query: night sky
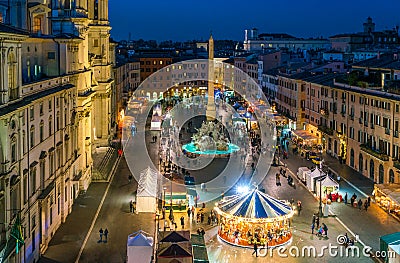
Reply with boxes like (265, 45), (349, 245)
(109, 0), (400, 41)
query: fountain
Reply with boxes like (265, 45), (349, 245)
(182, 121), (240, 155)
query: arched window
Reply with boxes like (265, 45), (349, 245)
(379, 164), (384, 184)
(389, 169), (395, 184)
(350, 149), (354, 167)
(369, 160), (375, 181)
(11, 136), (17, 163)
(358, 153), (363, 173)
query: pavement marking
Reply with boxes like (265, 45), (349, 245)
(74, 156), (121, 263)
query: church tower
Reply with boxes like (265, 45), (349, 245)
(363, 17), (375, 34)
(206, 34), (216, 120)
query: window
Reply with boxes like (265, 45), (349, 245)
(56, 112), (60, 131)
(30, 106), (34, 120)
(93, 39), (99, 47)
(49, 116), (52, 135)
(47, 52), (56, 59)
(8, 52), (17, 100)
(30, 125), (35, 148)
(49, 100), (52, 111)
(11, 137), (17, 163)
(39, 121), (44, 142)
(33, 16), (42, 33)
(39, 103), (43, 115)
(30, 168), (37, 195)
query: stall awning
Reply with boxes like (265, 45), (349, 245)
(292, 130), (319, 141)
(375, 184), (400, 205)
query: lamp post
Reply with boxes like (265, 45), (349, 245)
(163, 187), (167, 208)
(245, 111), (251, 131)
(318, 170), (323, 217)
(169, 174), (174, 221)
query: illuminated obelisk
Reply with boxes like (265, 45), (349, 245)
(206, 34), (216, 120)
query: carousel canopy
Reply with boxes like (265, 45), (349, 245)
(216, 189), (292, 220)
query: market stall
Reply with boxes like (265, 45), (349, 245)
(374, 184), (400, 219)
(315, 176), (340, 199)
(292, 130), (319, 147)
(297, 167), (310, 183)
(127, 230), (153, 263)
(214, 188), (294, 248)
(306, 167), (326, 192)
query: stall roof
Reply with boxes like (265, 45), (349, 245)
(381, 232), (400, 246)
(292, 130), (318, 140)
(318, 176), (339, 187)
(375, 184), (400, 205)
(309, 167), (326, 178)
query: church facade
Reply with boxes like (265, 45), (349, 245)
(0, 1), (115, 262)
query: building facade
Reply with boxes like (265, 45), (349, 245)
(0, 0), (116, 262)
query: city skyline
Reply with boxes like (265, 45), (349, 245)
(109, 0), (400, 41)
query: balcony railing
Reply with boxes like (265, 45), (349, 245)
(360, 144), (389, 161)
(318, 125), (334, 136)
(385, 128), (391, 135)
(395, 130), (399, 138)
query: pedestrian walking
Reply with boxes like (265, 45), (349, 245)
(364, 200), (369, 211)
(252, 242), (258, 257)
(297, 200), (302, 216)
(99, 228), (104, 242)
(358, 199), (363, 210)
(344, 192), (348, 204)
(315, 216), (320, 228)
(187, 207), (191, 218)
(311, 222), (315, 234)
(104, 228), (109, 243)
(130, 200), (134, 213)
(251, 162), (255, 170)
(180, 216), (185, 229)
(367, 196), (371, 206)
(312, 214), (316, 224)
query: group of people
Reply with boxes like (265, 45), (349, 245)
(345, 193), (371, 211)
(98, 228), (109, 243)
(310, 214), (328, 237)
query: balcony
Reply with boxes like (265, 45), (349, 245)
(385, 128), (391, 135)
(395, 130), (399, 138)
(318, 125), (334, 136)
(360, 144), (389, 161)
(359, 118), (363, 124)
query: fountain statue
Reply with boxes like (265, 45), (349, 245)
(192, 121), (230, 151)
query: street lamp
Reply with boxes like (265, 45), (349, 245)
(163, 187), (167, 208)
(169, 174), (174, 221)
(245, 111), (251, 131)
(318, 170), (323, 217)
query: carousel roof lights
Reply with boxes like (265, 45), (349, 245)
(236, 185), (250, 195)
(215, 189), (294, 222)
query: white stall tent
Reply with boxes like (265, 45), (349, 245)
(388, 244), (400, 263)
(297, 167), (310, 182)
(306, 167), (326, 192)
(315, 176), (339, 197)
(136, 167), (161, 213)
(127, 230), (154, 263)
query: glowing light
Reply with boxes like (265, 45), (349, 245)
(237, 185), (249, 195)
